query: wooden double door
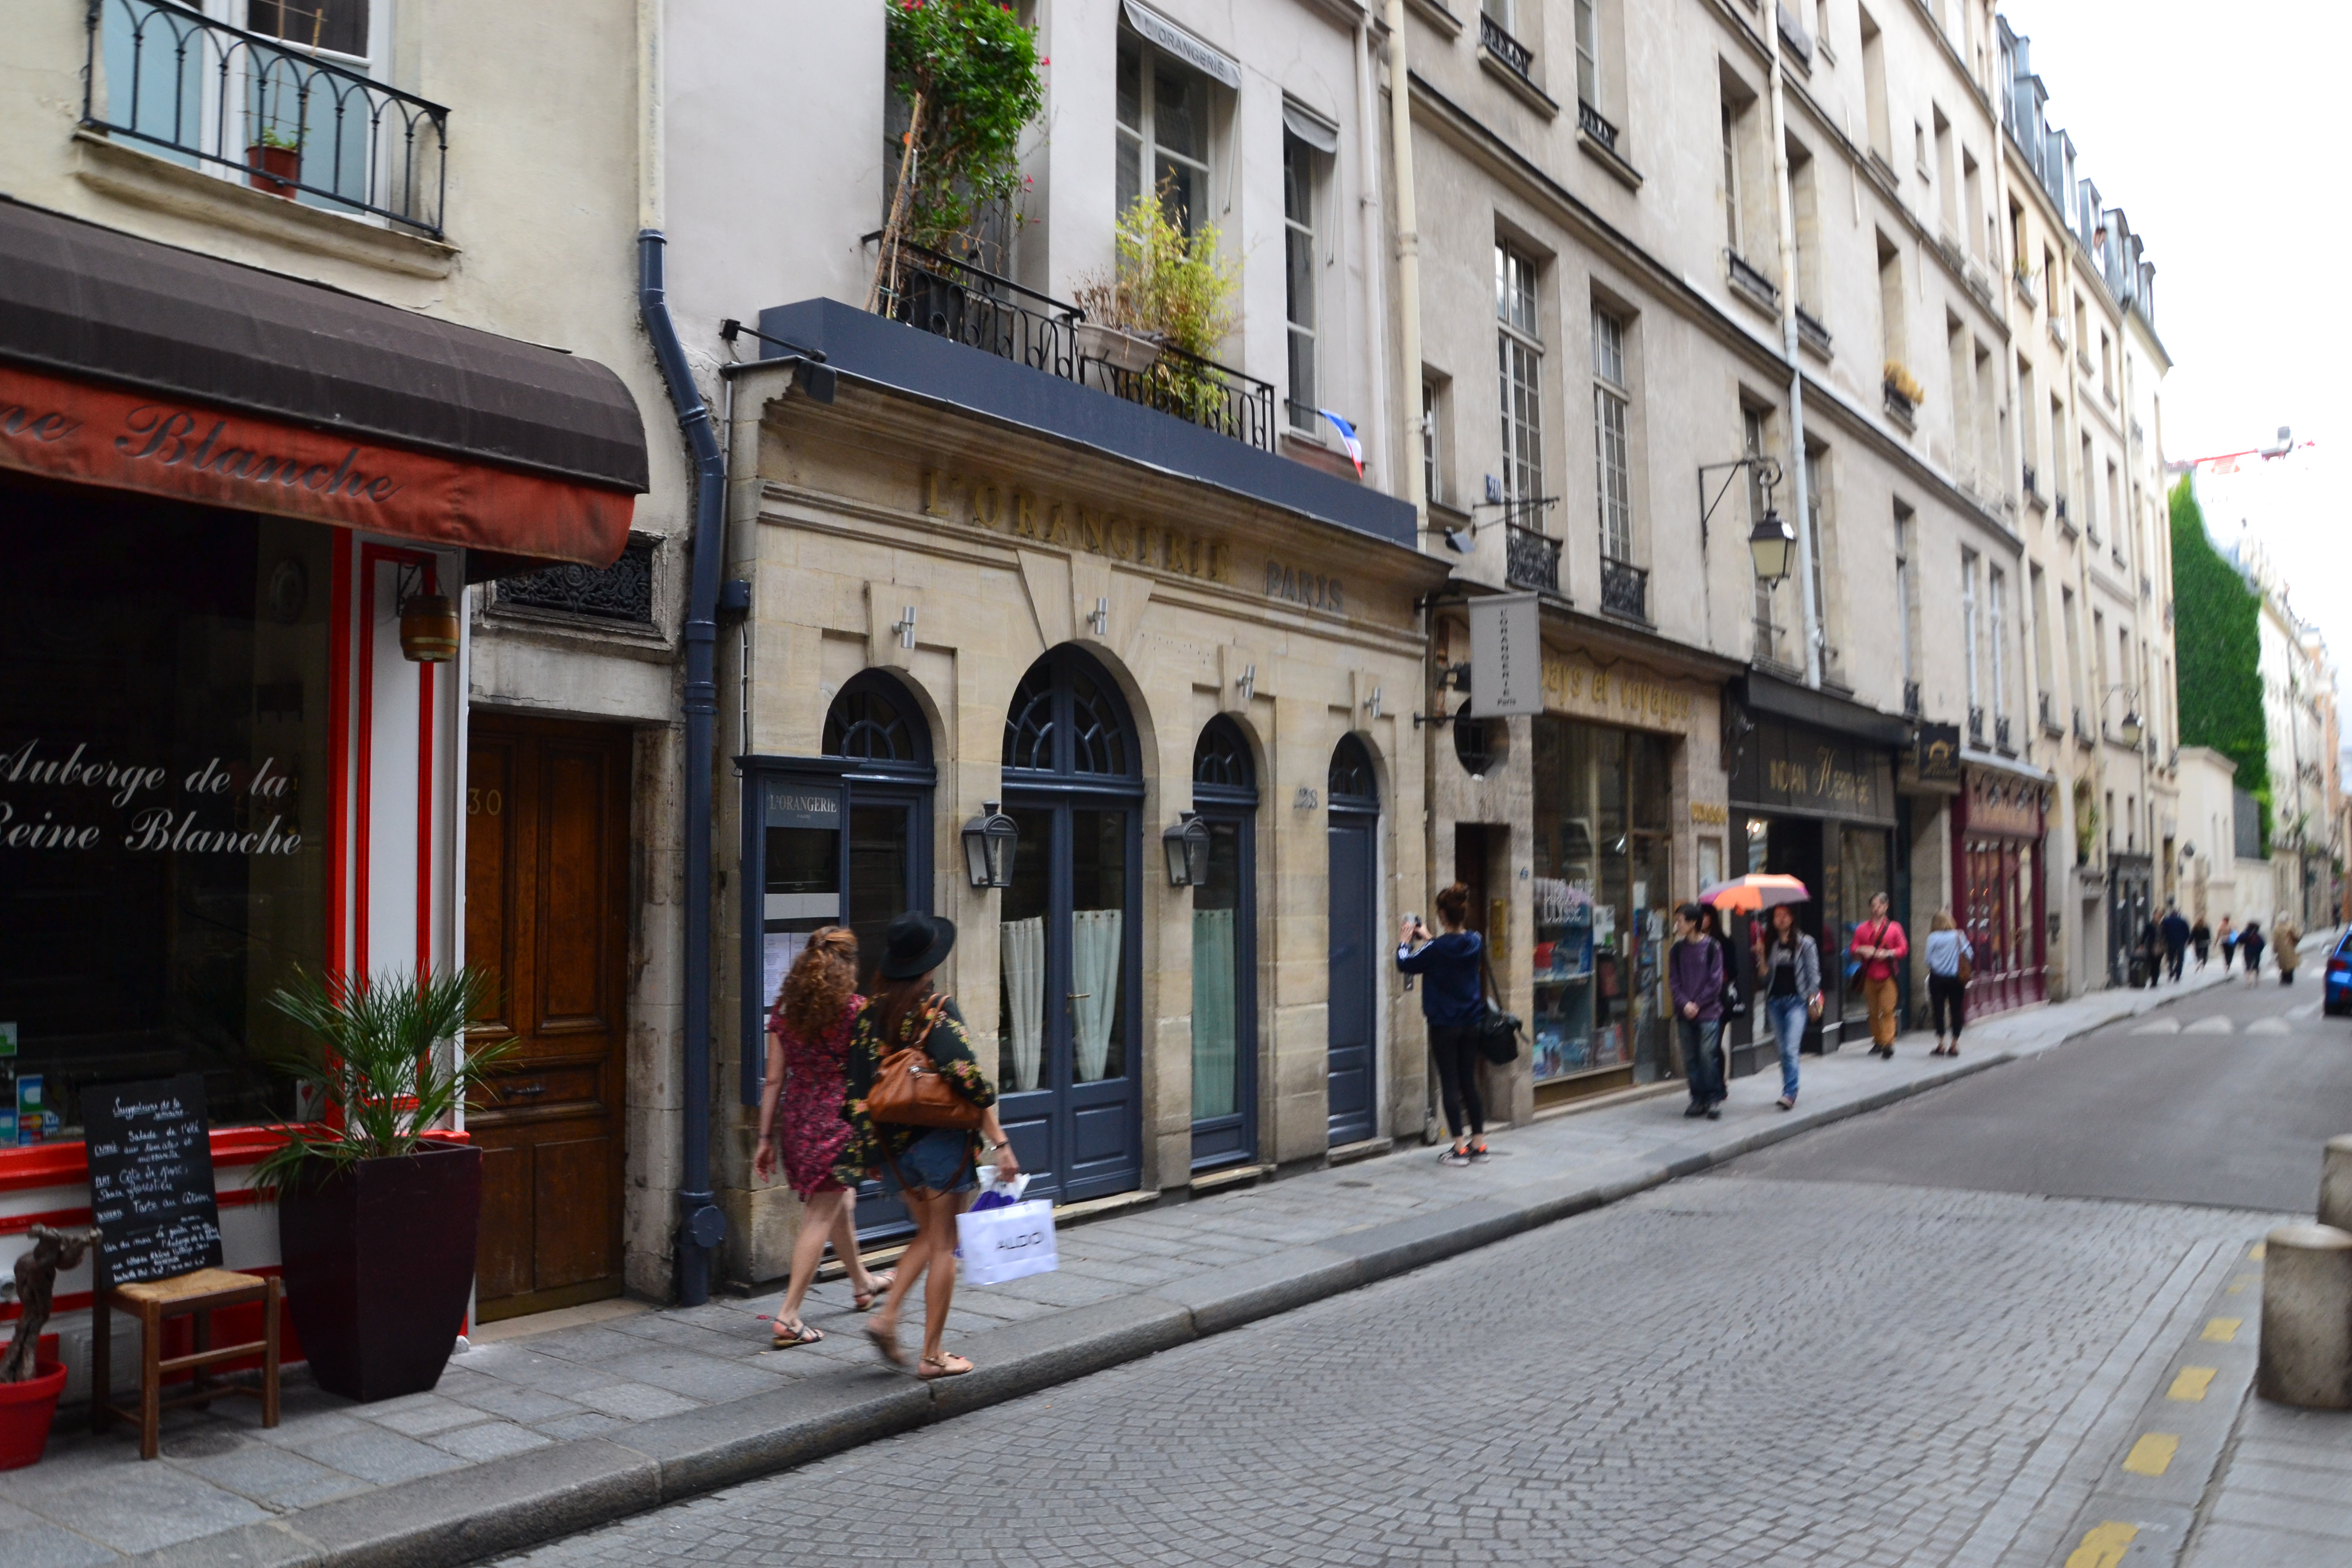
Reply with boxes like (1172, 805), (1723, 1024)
(464, 716), (632, 1321)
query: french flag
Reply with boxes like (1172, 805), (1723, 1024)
(1318, 409), (1364, 476)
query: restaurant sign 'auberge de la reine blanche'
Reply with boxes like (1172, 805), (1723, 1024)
(0, 739), (302, 854)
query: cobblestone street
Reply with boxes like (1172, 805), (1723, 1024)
(502, 1175), (2272, 1568)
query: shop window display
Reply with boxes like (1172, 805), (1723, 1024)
(0, 483), (330, 1142)
(1530, 718), (1676, 1083)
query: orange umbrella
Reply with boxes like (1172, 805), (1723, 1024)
(1699, 873), (1811, 913)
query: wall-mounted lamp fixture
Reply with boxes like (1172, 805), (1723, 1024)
(1088, 596), (1111, 638)
(1696, 454), (1791, 577)
(1162, 811), (1211, 887)
(894, 604), (918, 650)
(395, 562), (457, 663)
(961, 800), (1018, 889)
(1235, 663), (1257, 704)
(1363, 686), (1383, 720)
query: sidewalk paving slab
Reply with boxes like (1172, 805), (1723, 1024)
(0, 949), (2328, 1568)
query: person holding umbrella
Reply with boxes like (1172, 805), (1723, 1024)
(1704, 873), (1815, 1110)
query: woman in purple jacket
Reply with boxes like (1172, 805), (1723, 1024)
(1669, 902), (1727, 1120)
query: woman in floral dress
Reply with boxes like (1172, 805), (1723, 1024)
(753, 927), (892, 1347)
(838, 911), (1017, 1379)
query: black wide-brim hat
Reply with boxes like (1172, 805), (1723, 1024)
(878, 910), (957, 979)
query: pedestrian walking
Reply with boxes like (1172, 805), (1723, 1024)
(1753, 902), (1821, 1109)
(839, 911), (1017, 1380)
(1670, 902), (1727, 1119)
(2274, 911), (2302, 986)
(1923, 908), (1974, 1057)
(2191, 915), (2212, 970)
(1850, 892), (1908, 1058)
(2160, 902), (2190, 983)
(2135, 917), (2162, 988)
(1396, 883), (1487, 1167)
(2217, 915), (2237, 972)
(753, 927), (893, 1348)
(2238, 920), (2265, 981)
(1705, 904), (1745, 1025)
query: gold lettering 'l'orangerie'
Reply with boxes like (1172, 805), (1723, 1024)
(924, 468), (1231, 584)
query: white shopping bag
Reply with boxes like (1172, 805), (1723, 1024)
(955, 1197), (1058, 1286)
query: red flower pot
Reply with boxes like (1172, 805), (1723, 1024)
(247, 141), (300, 198)
(0, 1360), (68, 1471)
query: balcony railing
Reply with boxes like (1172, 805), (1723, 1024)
(872, 239), (1276, 453)
(2072, 709), (2093, 747)
(84, 0), (449, 235)
(2021, 462), (2040, 500)
(1600, 556), (1648, 620)
(1754, 618), (1791, 670)
(1726, 250), (1781, 312)
(1794, 305), (1832, 358)
(1578, 100), (1620, 154)
(1504, 524), (1561, 594)
(1882, 381), (1916, 430)
(1479, 13), (1535, 79)
(1967, 705), (1985, 747)
(2039, 691), (2063, 736)
(1995, 715), (2013, 751)
(1903, 679), (1922, 719)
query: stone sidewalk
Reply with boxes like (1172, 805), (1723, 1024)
(0, 955), (2300, 1568)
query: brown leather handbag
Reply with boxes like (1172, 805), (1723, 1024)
(866, 1000), (983, 1131)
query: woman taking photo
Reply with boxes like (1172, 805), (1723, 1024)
(752, 927), (893, 1347)
(1922, 908), (1974, 1057)
(1753, 904), (1821, 1111)
(838, 911), (1017, 1380)
(1396, 883), (1487, 1167)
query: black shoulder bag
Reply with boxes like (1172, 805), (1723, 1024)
(1475, 941), (1524, 1065)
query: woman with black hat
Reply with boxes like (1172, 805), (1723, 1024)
(837, 910), (1015, 1379)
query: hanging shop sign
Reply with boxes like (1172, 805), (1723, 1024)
(1914, 722), (1962, 785)
(1469, 594), (1541, 717)
(1963, 771), (2045, 838)
(0, 361), (631, 566)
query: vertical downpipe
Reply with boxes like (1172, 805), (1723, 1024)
(1764, 9), (1821, 689)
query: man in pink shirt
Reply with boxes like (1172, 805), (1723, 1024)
(1849, 891), (1908, 1057)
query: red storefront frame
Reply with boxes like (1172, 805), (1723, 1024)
(1952, 772), (2048, 1016)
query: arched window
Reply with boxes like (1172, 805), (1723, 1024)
(1003, 650), (1136, 778)
(823, 672), (930, 769)
(1192, 715), (1256, 797)
(1328, 733), (1380, 808)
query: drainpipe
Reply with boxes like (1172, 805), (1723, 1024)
(1763, 9), (1821, 689)
(638, 0), (726, 1307)
(1384, 0), (1423, 524)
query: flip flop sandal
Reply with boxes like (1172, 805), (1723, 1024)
(853, 1269), (898, 1312)
(864, 1319), (908, 1369)
(918, 1352), (974, 1379)
(770, 1318), (823, 1349)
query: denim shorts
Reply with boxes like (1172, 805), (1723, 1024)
(881, 1126), (976, 1195)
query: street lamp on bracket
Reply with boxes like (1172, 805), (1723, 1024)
(1696, 456), (1795, 583)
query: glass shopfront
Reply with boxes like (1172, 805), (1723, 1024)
(1529, 718), (1675, 1085)
(0, 480), (332, 1143)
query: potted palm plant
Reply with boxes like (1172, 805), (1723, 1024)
(256, 967), (512, 1403)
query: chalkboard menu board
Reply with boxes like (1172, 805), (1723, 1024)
(84, 1074), (224, 1289)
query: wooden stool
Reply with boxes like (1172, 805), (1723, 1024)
(91, 1268), (281, 1459)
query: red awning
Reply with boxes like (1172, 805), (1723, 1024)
(0, 197), (646, 568)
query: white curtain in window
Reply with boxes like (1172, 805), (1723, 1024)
(1190, 909), (1238, 1119)
(1000, 916), (1045, 1092)
(1071, 909), (1124, 1082)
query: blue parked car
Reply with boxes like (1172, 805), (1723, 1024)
(2326, 931), (2352, 1017)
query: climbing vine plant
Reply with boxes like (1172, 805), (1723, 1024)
(879, 0), (1044, 257)
(2169, 476), (2271, 853)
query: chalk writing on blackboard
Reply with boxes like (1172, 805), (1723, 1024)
(83, 1074), (223, 1289)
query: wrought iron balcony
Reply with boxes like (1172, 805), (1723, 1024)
(84, 0), (449, 235)
(499, 536), (656, 625)
(1967, 705), (1985, 747)
(1995, 715), (2013, 751)
(1480, 13), (1535, 79)
(2021, 462), (2040, 500)
(1903, 679), (1922, 719)
(1794, 305), (1832, 358)
(2072, 708), (2093, 747)
(2054, 493), (2071, 524)
(1882, 380), (1916, 431)
(1504, 523), (1561, 594)
(1754, 617), (1791, 670)
(872, 239), (1276, 453)
(1600, 556), (1648, 621)
(1726, 251), (1781, 313)
(1577, 100), (1620, 154)
(2039, 690), (2063, 736)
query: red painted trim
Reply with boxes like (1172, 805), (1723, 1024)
(327, 530), (353, 978)
(356, 544), (440, 979)
(0, 1127), (466, 1193)
(417, 558), (437, 977)
(356, 549), (378, 974)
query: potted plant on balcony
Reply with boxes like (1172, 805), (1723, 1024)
(247, 124), (302, 199)
(1882, 360), (1925, 423)
(255, 967), (512, 1403)
(869, 0), (1044, 312)
(1074, 188), (1238, 413)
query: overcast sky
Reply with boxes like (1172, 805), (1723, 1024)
(1999, 1), (2351, 717)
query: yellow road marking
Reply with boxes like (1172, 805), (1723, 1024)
(2065, 1521), (2140, 1568)
(2167, 1366), (2218, 1401)
(2123, 1433), (2180, 1475)
(2250, 1242), (2266, 1260)
(2202, 1317), (2242, 1342)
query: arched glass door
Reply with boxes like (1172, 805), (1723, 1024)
(1326, 735), (1381, 1146)
(1190, 718), (1258, 1170)
(995, 648), (1144, 1204)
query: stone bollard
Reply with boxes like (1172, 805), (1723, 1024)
(2259, 1223), (2352, 1409)
(2321, 1136), (2352, 1233)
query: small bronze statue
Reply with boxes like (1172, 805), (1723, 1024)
(1, 1224), (101, 1383)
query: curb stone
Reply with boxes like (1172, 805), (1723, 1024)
(120, 969), (2257, 1568)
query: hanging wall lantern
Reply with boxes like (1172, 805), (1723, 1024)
(1162, 811), (1211, 887)
(2119, 710), (2145, 748)
(962, 800), (1018, 889)
(399, 592), (460, 663)
(1747, 506), (1797, 584)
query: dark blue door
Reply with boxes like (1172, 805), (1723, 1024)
(1326, 736), (1381, 1147)
(1189, 718), (1258, 1171)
